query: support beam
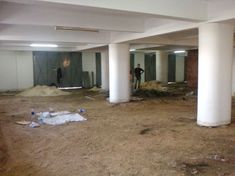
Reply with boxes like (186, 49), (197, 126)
(0, 24), (110, 44)
(16, 0), (207, 21)
(156, 51), (168, 83)
(109, 43), (130, 103)
(0, 2), (144, 33)
(197, 23), (234, 127)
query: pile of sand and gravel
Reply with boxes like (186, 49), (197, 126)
(140, 81), (167, 91)
(17, 85), (71, 97)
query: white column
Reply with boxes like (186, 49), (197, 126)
(101, 50), (109, 91)
(197, 23), (234, 127)
(175, 54), (185, 82)
(156, 51), (168, 83)
(109, 43), (130, 103)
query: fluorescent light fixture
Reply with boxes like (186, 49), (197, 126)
(30, 43), (58, 48)
(58, 87), (82, 90)
(130, 49), (136, 52)
(55, 26), (99, 33)
(174, 50), (185, 54)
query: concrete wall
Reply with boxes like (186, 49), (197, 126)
(0, 51), (33, 91)
(134, 52), (145, 83)
(82, 52), (96, 85)
(0, 51), (97, 91)
(175, 55), (185, 82)
(16, 51), (34, 89)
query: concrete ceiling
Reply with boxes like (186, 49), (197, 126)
(0, 0), (235, 52)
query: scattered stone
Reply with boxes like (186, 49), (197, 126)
(207, 154), (227, 162)
(186, 91), (194, 96)
(29, 122), (40, 128)
(191, 168), (198, 175)
(84, 96), (95, 100)
(130, 97), (144, 102)
(140, 128), (153, 135)
(180, 161), (209, 175)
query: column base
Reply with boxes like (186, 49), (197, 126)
(197, 120), (231, 127)
(109, 98), (130, 104)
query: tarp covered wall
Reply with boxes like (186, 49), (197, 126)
(33, 51), (82, 87)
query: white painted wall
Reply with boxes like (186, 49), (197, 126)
(82, 52), (96, 86)
(0, 51), (18, 91)
(16, 51), (34, 89)
(134, 52), (145, 83)
(101, 50), (109, 91)
(0, 51), (33, 91)
(175, 55), (185, 82)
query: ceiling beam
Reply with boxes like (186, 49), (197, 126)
(8, 0), (208, 21)
(0, 24), (111, 44)
(0, 2), (145, 33)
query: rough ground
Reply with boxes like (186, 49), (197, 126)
(0, 90), (235, 176)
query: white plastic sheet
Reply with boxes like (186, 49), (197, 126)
(39, 111), (87, 125)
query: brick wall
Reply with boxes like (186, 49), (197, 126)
(186, 50), (198, 89)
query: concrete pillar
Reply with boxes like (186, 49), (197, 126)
(175, 54), (185, 82)
(197, 23), (234, 127)
(101, 50), (109, 91)
(109, 43), (130, 103)
(156, 51), (168, 83)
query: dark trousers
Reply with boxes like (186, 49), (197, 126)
(135, 77), (141, 89)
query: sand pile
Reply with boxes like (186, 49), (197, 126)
(140, 81), (167, 91)
(17, 85), (71, 97)
(89, 86), (101, 92)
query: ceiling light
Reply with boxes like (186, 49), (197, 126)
(130, 49), (136, 52)
(55, 26), (99, 33)
(30, 43), (58, 48)
(174, 50), (185, 54)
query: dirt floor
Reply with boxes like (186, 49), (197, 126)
(0, 90), (235, 176)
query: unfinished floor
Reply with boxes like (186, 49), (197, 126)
(0, 90), (235, 176)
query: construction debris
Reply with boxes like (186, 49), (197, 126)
(134, 89), (170, 97)
(29, 122), (40, 128)
(185, 91), (194, 96)
(15, 120), (31, 125)
(130, 97), (144, 101)
(207, 154), (227, 162)
(78, 108), (86, 113)
(140, 81), (167, 91)
(84, 96), (95, 100)
(89, 86), (101, 92)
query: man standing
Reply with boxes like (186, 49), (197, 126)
(134, 64), (144, 89)
(56, 67), (62, 87)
